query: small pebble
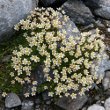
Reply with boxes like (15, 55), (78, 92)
(107, 28), (110, 32)
(87, 104), (105, 110)
(102, 77), (110, 90)
(104, 97), (110, 110)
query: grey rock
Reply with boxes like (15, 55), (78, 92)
(105, 71), (110, 78)
(95, 95), (100, 101)
(0, 0), (38, 42)
(103, 71), (110, 90)
(95, 20), (105, 28)
(104, 89), (110, 96)
(96, 100), (102, 105)
(62, 0), (95, 25)
(56, 95), (88, 110)
(21, 100), (34, 110)
(83, 0), (110, 19)
(94, 7), (110, 19)
(42, 91), (51, 101)
(104, 97), (110, 110)
(33, 65), (46, 85)
(60, 16), (81, 38)
(35, 97), (41, 105)
(87, 104), (105, 110)
(102, 77), (110, 90)
(23, 66), (47, 95)
(5, 93), (21, 108)
(106, 46), (110, 52)
(97, 59), (110, 77)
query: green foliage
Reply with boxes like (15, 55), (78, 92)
(0, 32), (27, 94)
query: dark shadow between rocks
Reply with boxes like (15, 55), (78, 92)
(38, 0), (67, 9)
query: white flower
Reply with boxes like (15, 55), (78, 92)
(32, 81), (37, 85)
(30, 55), (40, 63)
(31, 92), (36, 96)
(24, 93), (30, 97)
(2, 92), (7, 97)
(10, 72), (14, 77)
(10, 8), (106, 99)
(48, 92), (54, 97)
(11, 80), (15, 84)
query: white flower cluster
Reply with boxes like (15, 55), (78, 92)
(9, 7), (106, 99)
